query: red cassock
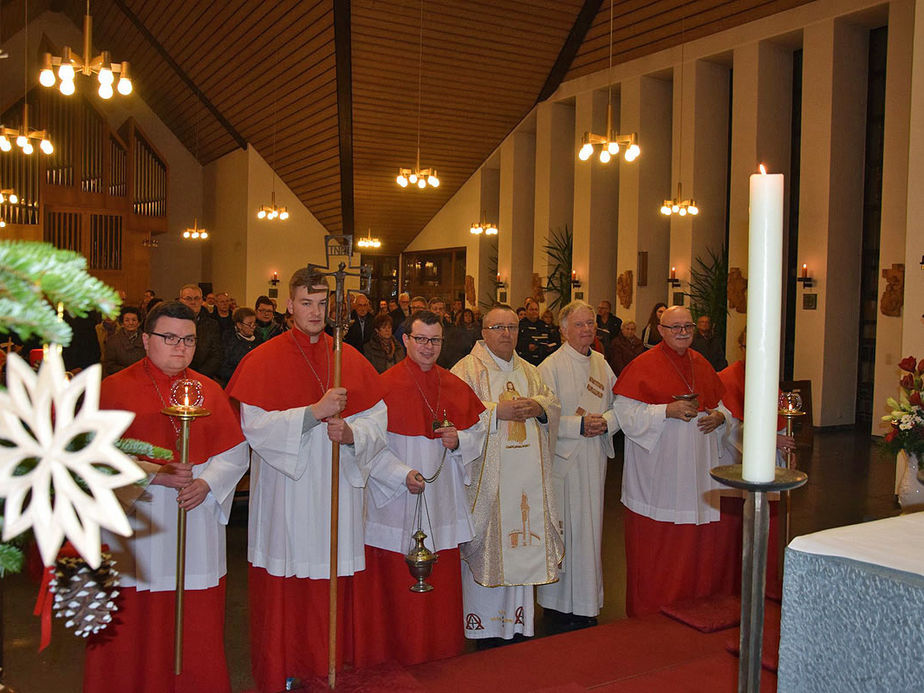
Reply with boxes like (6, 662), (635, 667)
(84, 358), (245, 693)
(613, 343), (737, 616)
(360, 358), (485, 666)
(226, 330), (386, 687)
(718, 359), (783, 597)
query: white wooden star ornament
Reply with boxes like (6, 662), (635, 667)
(0, 349), (143, 568)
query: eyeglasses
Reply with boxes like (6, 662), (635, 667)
(150, 331), (197, 347)
(485, 324), (518, 333)
(239, 321), (256, 329)
(660, 323), (696, 334)
(409, 334), (443, 346)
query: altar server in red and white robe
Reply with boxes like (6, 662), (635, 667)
(537, 300), (618, 627)
(226, 268), (388, 689)
(612, 305), (734, 617)
(362, 309), (487, 665)
(85, 301), (248, 693)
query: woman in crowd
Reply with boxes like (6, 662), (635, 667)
(541, 308), (562, 352)
(102, 306), (146, 377)
(639, 302), (667, 349)
(364, 313), (406, 373)
(219, 307), (260, 385)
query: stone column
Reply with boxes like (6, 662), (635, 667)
(795, 19), (868, 426)
(499, 131), (536, 308)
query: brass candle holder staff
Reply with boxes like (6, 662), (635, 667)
(161, 379), (210, 676)
(778, 391), (805, 546)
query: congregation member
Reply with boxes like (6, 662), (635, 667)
(363, 310), (487, 664)
(516, 297), (555, 366)
(363, 313), (405, 373)
(690, 314), (727, 372)
(219, 307), (259, 385)
(102, 306), (146, 377)
(606, 320), (645, 376)
(178, 283), (223, 379)
(85, 301), (248, 692)
(537, 301), (618, 629)
(390, 292), (411, 328)
(226, 268), (389, 688)
(210, 291), (234, 338)
(394, 295), (427, 342)
(451, 305), (563, 644)
(344, 292), (374, 351)
(612, 306), (733, 616)
(595, 300), (622, 350)
(639, 302), (667, 349)
(540, 309), (562, 352)
(254, 295), (283, 344)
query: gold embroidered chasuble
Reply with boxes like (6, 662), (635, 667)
(451, 340), (564, 587)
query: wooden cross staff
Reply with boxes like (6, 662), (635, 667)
(307, 235), (372, 689)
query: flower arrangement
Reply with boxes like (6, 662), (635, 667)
(882, 356), (924, 458)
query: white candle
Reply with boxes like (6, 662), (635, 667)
(742, 166), (784, 482)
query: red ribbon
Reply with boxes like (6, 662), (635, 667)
(33, 564), (55, 652)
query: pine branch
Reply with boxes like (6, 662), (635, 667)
(116, 438), (172, 461)
(0, 543), (24, 577)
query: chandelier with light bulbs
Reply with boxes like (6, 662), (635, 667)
(396, 0), (439, 190)
(181, 218), (208, 241)
(39, 1), (132, 99)
(0, 187), (16, 228)
(660, 182), (698, 217)
(577, 0), (640, 166)
(257, 191), (289, 221)
(357, 230), (381, 249)
(469, 217), (497, 236)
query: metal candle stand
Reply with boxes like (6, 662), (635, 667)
(710, 464), (807, 693)
(161, 402), (210, 676)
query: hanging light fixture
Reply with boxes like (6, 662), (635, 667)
(141, 232), (159, 248)
(357, 229), (381, 249)
(182, 93), (208, 241)
(0, 2), (53, 156)
(0, 188), (19, 205)
(577, 0), (640, 165)
(660, 20), (699, 217)
(257, 73), (289, 222)
(182, 219), (208, 240)
(469, 215), (498, 236)
(39, 0), (132, 99)
(396, 0), (439, 189)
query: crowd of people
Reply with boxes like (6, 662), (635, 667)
(59, 274), (794, 692)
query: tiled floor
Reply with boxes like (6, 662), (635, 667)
(0, 425), (900, 691)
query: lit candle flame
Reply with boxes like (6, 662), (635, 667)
(759, 164), (767, 175)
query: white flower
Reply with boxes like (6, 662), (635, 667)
(0, 350), (143, 568)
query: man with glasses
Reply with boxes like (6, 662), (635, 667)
(85, 301), (248, 691)
(451, 305), (563, 646)
(345, 292), (375, 352)
(253, 295), (282, 344)
(178, 283), (223, 379)
(516, 297), (555, 366)
(363, 310), (487, 664)
(227, 269), (389, 687)
(612, 305), (732, 617)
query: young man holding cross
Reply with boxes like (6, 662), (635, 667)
(227, 268), (393, 688)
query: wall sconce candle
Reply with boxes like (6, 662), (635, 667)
(796, 263), (815, 288)
(270, 272), (280, 287)
(571, 270), (582, 288)
(668, 266), (681, 287)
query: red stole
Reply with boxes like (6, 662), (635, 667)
(380, 358), (484, 437)
(226, 328), (383, 416)
(613, 341), (724, 410)
(100, 358), (244, 465)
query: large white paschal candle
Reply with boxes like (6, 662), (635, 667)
(742, 165), (784, 482)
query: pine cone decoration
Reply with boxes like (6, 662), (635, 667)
(50, 552), (120, 638)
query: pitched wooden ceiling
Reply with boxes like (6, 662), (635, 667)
(35, 0), (813, 253)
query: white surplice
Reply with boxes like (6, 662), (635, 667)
(241, 400), (388, 578)
(537, 343), (618, 616)
(365, 414), (488, 554)
(105, 441), (250, 591)
(614, 396), (731, 524)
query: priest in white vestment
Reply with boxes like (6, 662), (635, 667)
(451, 305), (563, 642)
(537, 300), (618, 626)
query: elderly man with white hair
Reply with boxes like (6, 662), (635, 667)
(537, 300), (618, 629)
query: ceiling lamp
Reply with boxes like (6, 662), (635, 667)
(0, 188), (19, 205)
(469, 216), (498, 235)
(39, 1), (132, 99)
(395, 0), (439, 190)
(577, 0), (640, 166)
(357, 229), (381, 249)
(660, 19), (699, 218)
(181, 218), (208, 241)
(257, 190), (289, 221)
(142, 232), (159, 248)
(661, 182), (698, 216)
(1, 3), (53, 156)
